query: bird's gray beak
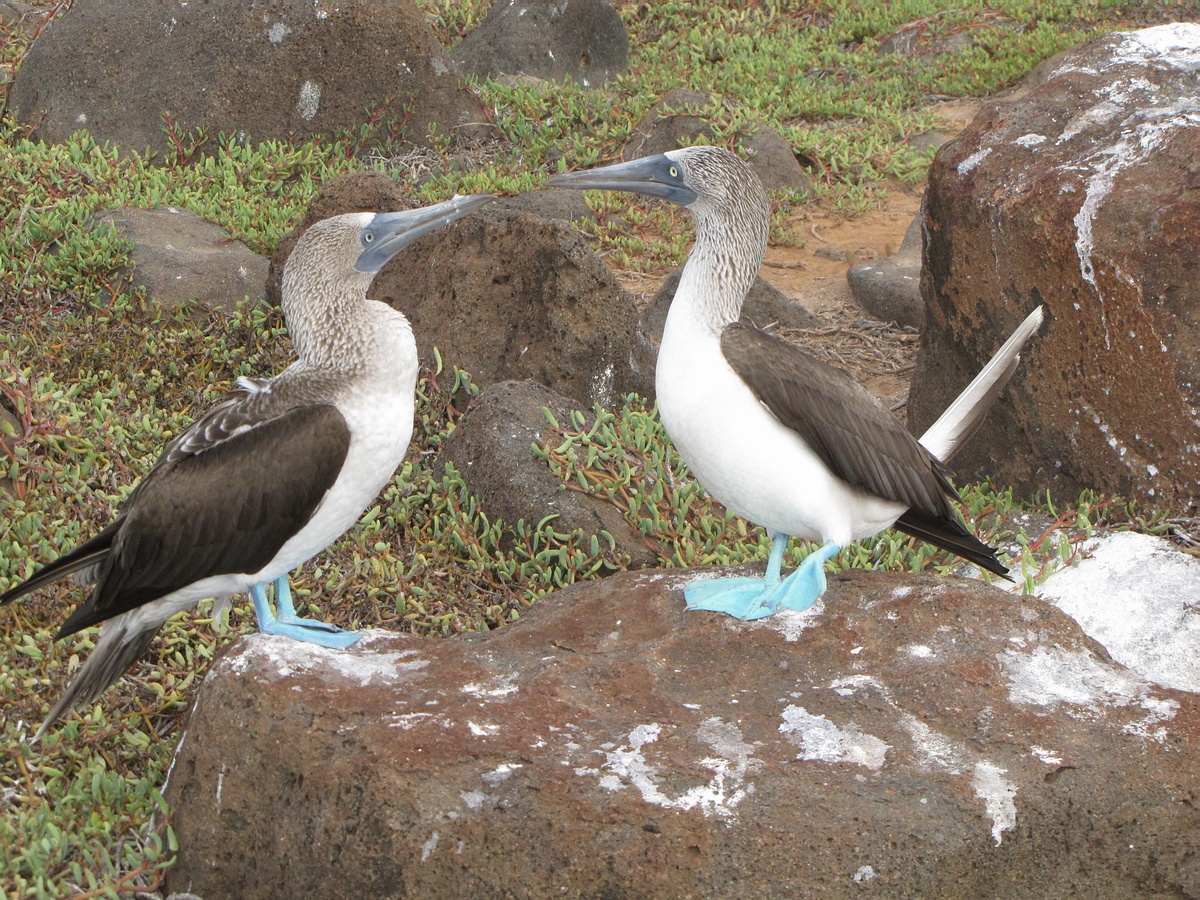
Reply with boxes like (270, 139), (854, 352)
(355, 194), (496, 274)
(544, 155), (698, 207)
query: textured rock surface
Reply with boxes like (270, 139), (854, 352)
(641, 266), (821, 346)
(87, 207), (268, 314)
(1038, 530), (1200, 694)
(369, 209), (657, 406)
(624, 89), (811, 194)
(908, 25), (1200, 509)
(435, 381), (658, 568)
(450, 0), (628, 88)
(847, 215), (924, 329)
(494, 190), (595, 225)
(0, 0), (47, 35)
(164, 568), (1200, 898)
(11, 0), (485, 157)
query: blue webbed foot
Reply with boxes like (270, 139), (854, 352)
(684, 576), (778, 620)
(250, 578), (361, 650)
(684, 536), (840, 620)
(759, 540), (839, 613)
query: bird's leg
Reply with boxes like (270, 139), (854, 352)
(760, 540), (840, 613)
(272, 575), (299, 619)
(684, 532), (792, 621)
(249, 578), (361, 649)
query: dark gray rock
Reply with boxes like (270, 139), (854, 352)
(494, 189), (595, 225)
(450, 0), (628, 88)
(371, 208), (657, 407)
(87, 207), (268, 315)
(435, 381), (657, 569)
(0, 0), (48, 34)
(908, 24), (1200, 510)
(10, 0), (488, 158)
(642, 266), (821, 345)
(624, 89), (811, 195)
(624, 88), (716, 159)
(164, 568), (1200, 898)
(846, 215), (924, 329)
(740, 127), (812, 195)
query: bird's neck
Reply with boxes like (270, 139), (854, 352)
(281, 271), (414, 379)
(667, 204), (769, 339)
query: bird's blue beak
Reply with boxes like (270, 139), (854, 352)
(355, 194), (496, 274)
(544, 155), (698, 207)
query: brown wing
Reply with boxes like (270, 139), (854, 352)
(55, 402), (352, 637)
(720, 322), (1008, 577)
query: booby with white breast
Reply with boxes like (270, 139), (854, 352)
(1, 193), (495, 739)
(546, 146), (1042, 620)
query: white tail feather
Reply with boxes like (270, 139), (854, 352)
(919, 306), (1044, 462)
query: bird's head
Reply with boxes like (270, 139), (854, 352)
(544, 145), (767, 224)
(281, 194), (494, 368)
(285, 194), (496, 295)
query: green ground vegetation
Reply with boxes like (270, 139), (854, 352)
(0, 0), (1188, 894)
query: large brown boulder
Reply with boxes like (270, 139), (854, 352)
(907, 24), (1200, 510)
(10, 0), (486, 158)
(163, 568), (1200, 898)
(268, 175), (656, 405)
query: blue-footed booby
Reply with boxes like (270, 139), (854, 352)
(1, 193), (495, 739)
(546, 146), (1042, 620)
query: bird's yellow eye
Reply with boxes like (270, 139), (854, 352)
(669, 165), (679, 178)
(364, 232), (374, 243)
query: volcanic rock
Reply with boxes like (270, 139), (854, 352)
(847, 215), (924, 329)
(450, 0), (628, 88)
(164, 568), (1200, 898)
(908, 24), (1200, 509)
(434, 380), (658, 568)
(11, 0), (486, 157)
(87, 207), (268, 315)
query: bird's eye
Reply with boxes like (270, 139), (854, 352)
(364, 232), (374, 243)
(669, 165), (679, 178)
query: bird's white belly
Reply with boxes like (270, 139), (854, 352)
(254, 388), (415, 581)
(656, 334), (905, 546)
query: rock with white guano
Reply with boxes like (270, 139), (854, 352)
(1038, 530), (1200, 694)
(163, 568), (1200, 898)
(908, 23), (1200, 510)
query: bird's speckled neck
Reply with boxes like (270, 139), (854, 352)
(280, 216), (413, 383)
(669, 151), (770, 337)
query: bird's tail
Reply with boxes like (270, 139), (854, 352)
(1, 522), (118, 606)
(894, 507), (1012, 579)
(919, 306), (1044, 463)
(32, 612), (161, 743)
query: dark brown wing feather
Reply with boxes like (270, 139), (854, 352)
(0, 522), (121, 606)
(2, 401), (351, 638)
(720, 322), (1008, 577)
